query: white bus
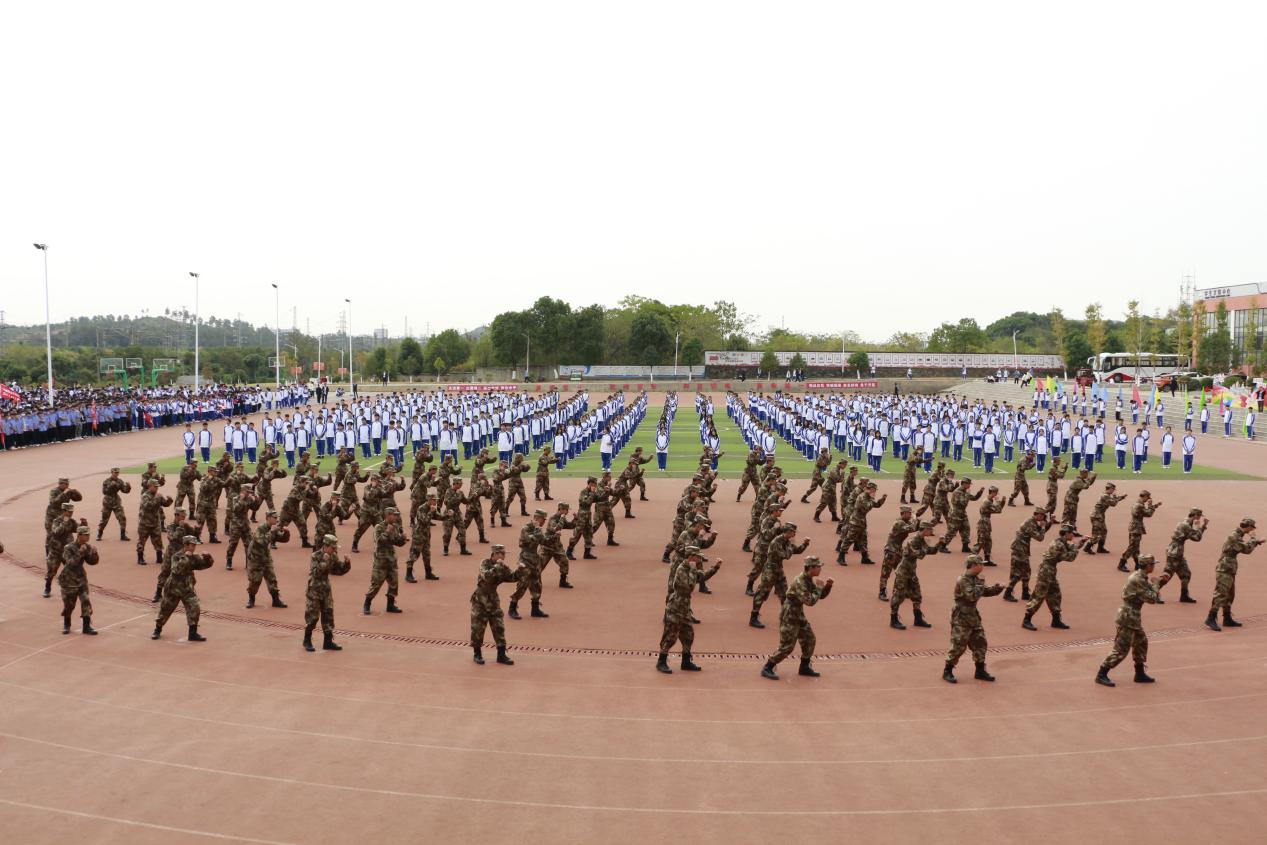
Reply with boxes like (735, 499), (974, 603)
(1084, 352), (1182, 384)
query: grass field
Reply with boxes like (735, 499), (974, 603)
(124, 405), (1259, 481)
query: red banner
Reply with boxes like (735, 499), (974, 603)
(312, 362), (326, 371)
(0, 384), (19, 402)
(804, 380), (879, 389)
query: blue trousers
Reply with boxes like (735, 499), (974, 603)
(286, 450), (295, 468)
(1163, 452), (1172, 467)
(1117, 450), (1126, 469)
(657, 453), (667, 470)
(361, 443), (371, 458)
(373, 438), (382, 456)
(185, 449), (195, 464)
(201, 447), (211, 463)
(1036, 454), (1046, 471)
(1183, 454), (1193, 472)
(1072, 453), (1081, 469)
(247, 448), (257, 463)
(984, 453), (994, 473)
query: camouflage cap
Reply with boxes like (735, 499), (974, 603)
(1034, 508), (1048, 517)
(323, 534), (339, 546)
(965, 554), (984, 567)
(426, 492), (438, 499)
(803, 555), (822, 569)
(60, 502), (74, 511)
(182, 534), (200, 544)
(146, 478), (159, 486)
(783, 521), (798, 532)
(57, 477), (69, 484)
(173, 508), (186, 516)
(76, 525), (90, 535)
(988, 485), (998, 492)
(1188, 508), (1203, 518)
(1241, 517), (1257, 529)
(1136, 553), (1156, 569)
(899, 504), (912, 512)
(265, 510), (278, 517)
(491, 544), (506, 553)
(586, 476), (598, 484)
(384, 507), (400, 516)
(557, 502), (570, 509)
(683, 545), (704, 558)
(692, 514), (711, 525)
(1060, 523), (1078, 533)
(110, 467), (120, 473)
(960, 477), (972, 485)
(1105, 482), (1116, 489)
(1140, 490), (1151, 497)
(533, 508), (547, 518)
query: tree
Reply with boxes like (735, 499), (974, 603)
(368, 346), (389, 377)
(567, 305), (606, 364)
(527, 296), (573, 366)
(885, 331), (927, 351)
(848, 350), (870, 374)
(679, 337), (704, 368)
(789, 353), (807, 372)
(1050, 308), (1067, 366)
(1123, 300), (1144, 371)
(424, 329), (470, 374)
(1199, 301), (1231, 374)
(1174, 300), (1193, 368)
(725, 333), (750, 351)
(488, 311), (532, 367)
(396, 337), (425, 376)
(1065, 332), (1092, 371)
(926, 319), (987, 353)
(1243, 297), (1260, 373)
(1191, 299), (1207, 370)
(759, 349), (779, 375)
(629, 312), (673, 366)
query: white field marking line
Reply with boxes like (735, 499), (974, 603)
(0, 613), (148, 673)
(2, 732), (1267, 817)
(0, 797), (299, 845)
(4, 688), (1267, 767)
(2, 650), (1267, 727)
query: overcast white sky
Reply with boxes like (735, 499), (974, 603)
(3, 1), (1265, 341)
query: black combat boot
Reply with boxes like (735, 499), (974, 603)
(566, 545), (577, 561)
(890, 612), (906, 630)
(1095, 666), (1115, 686)
(270, 591), (287, 608)
(473, 647), (485, 665)
(681, 653), (702, 671)
(1223, 609), (1243, 628)
(1133, 663), (1155, 683)
(137, 552), (147, 566)
(913, 609), (931, 628)
(151, 587), (162, 603)
(151, 623), (163, 640)
(741, 539), (751, 552)
(1205, 609), (1221, 631)
(301, 539), (312, 549)
(861, 554), (875, 565)
(82, 617), (98, 635)
(1179, 584), (1196, 603)
(362, 597), (372, 615)
(496, 646), (514, 665)
(424, 566), (439, 581)
(1021, 584), (1031, 601)
(1002, 587), (1016, 603)
(1117, 559), (1129, 573)
(386, 598), (402, 613)
(943, 662), (957, 683)
(745, 578), (755, 597)
(405, 565), (417, 583)
(208, 535), (220, 544)
(43, 578), (52, 598)
(1022, 613), (1037, 631)
(698, 582), (712, 594)
(749, 611), (765, 629)
(322, 631), (342, 651)
(761, 661), (779, 680)
(661, 552), (671, 563)
(508, 601), (521, 620)
(559, 577), (573, 589)
(974, 662), (995, 682)
(61, 614), (71, 634)
(120, 532), (130, 542)
(303, 625), (316, 652)
(530, 600), (548, 618)
(187, 624), (206, 642)
(1097, 543), (1107, 554)
(246, 593), (256, 608)
(798, 658), (820, 677)
(1050, 613), (1069, 630)
(656, 653), (672, 674)
(607, 538), (619, 546)
(459, 546), (472, 556)
(583, 549), (597, 560)
(878, 587), (888, 601)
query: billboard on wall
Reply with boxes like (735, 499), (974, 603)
(704, 351), (1062, 369)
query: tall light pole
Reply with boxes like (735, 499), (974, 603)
(523, 332), (531, 381)
(841, 332), (846, 375)
(674, 332), (681, 377)
(1012, 330), (1019, 370)
(189, 272), (200, 392)
(271, 284), (281, 391)
(345, 298), (353, 387)
(33, 244), (53, 402)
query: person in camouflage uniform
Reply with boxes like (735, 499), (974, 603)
(567, 477), (603, 561)
(1081, 483), (1126, 555)
(746, 501), (785, 596)
(915, 462), (945, 519)
(1204, 518), (1264, 631)
(135, 479), (173, 566)
(96, 467), (132, 541)
(1004, 508), (1050, 602)
(509, 509), (549, 619)
(1043, 457), (1068, 514)
(900, 448), (924, 504)
(59, 527), (100, 635)
(815, 461), (846, 523)
(736, 447), (763, 502)
(253, 460), (287, 520)
(304, 534), (352, 652)
(1022, 523), (1082, 630)
(839, 466), (862, 517)
(534, 448), (553, 500)
(761, 555), (833, 680)
(1007, 451), (1035, 507)
(441, 478), (472, 556)
(471, 446), (494, 479)
(656, 547), (722, 674)
(334, 448), (357, 492)
(152, 534), (213, 641)
(45, 503), (81, 598)
(223, 462), (249, 519)
(153, 508), (192, 602)
(313, 496), (355, 552)
(942, 555), (1005, 683)
(405, 492), (441, 583)
(245, 510), (290, 608)
(351, 475), (384, 553)
(224, 486), (256, 569)
(878, 505), (918, 601)
(750, 522), (810, 628)
(616, 460), (638, 518)
(890, 522), (935, 630)
(277, 476), (311, 548)
(341, 461), (370, 513)
(935, 477), (984, 554)
(594, 471), (619, 546)
(972, 485), (1005, 566)
(928, 469), (957, 527)
(362, 506), (406, 614)
(741, 477), (774, 552)
(506, 454), (530, 516)
(470, 544), (525, 665)
(45, 478), (82, 537)
(1118, 490), (1162, 573)
(175, 461), (200, 512)
(193, 466), (224, 543)
(489, 462), (510, 528)
(1159, 508), (1208, 604)
(1059, 467), (1096, 529)
(629, 446), (653, 501)
(542, 503), (576, 588)
(801, 448), (832, 503)
(839, 480), (887, 564)
(463, 473), (491, 544)
(1096, 553), (1167, 686)
(409, 465), (438, 526)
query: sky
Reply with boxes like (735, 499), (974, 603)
(3, 1), (1266, 343)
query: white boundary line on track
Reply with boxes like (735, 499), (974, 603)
(0, 797), (298, 845)
(0, 613), (148, 673)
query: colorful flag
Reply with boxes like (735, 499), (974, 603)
(91, 400), (98, 431)
(0, 383), (19, 402)
(1198, 389), (1206, 411)
(1132, 383), (1142, 407)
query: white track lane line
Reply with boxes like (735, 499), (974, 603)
(0, 796), (298, 845)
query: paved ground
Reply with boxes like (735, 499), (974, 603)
(2, 400), (1267, 844)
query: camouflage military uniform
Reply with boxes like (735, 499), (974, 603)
(938, 486), (983, 552)
(1085, 492), (1126, 552)
(841, 489), (887, 562)
(890, 534), (932, 614)
(746, 513), (783, 591)
(752, 534), (810, 616)
(1024, 535), (1080, 621)
(506, 460), (529, 515)
(489, 467), (509, 526)
(769, 570), (832, 666)
(900, 454), (922, 503)
(224, 494), (254, 566)
(736, 449), (762, 500)
(154, 518), (190, 600)
(462, 476), (490, 543)
(509, 520), (548, 609)
(802, 453), (831, 502)
(59, 538), (100, 626)
(277, 479), (311, 546)
(194, 474), (224, 542)
(915, 468), (942, 517)
(45, 512), (79, 589)
(364, 520), (407, 607)
(352, 480), (384, 551)
(135, 489), (173, 563)
(306, 547), (351, 637)
(45, 484), (82, 535)
(314, 498), (354, 547)
(568, 487), (599, 556)
(541, 512), (575, 581)
(471, 556), (524, 650)
(629, 450), (652, 500)
(155, 548), (214, 631)
(1044, 462), (1067, 514)
(594, 477), (617, 543)
(407, 499), (440, 573)
(175, 464), (200, 511)
(973, 496), (1005, 563)
(441, 486), (471, 554)
(1119, 499), (1159, 570)
(1209, 529), (1263, 615)
(334, 450), (356, 490)
(246, 523), (289, 601)
(1100, 568), (1160, 673)
(930, 476), (955, 525)
(945, 570), (1004, 668)
(534, 452), (553, 499)
(1007, 455), (1034, 506)
(1164, 519), (1206, 597)
(254, 465), (287, 515)
(879, 515), (918, 597)
(1007, 516), (1049, 597)
(97, 475), (132, 538)
(1060, 472), (1096, 528)
(616, 465), (637, 516)
(660, 559), (721, 655)
(815, 466), (842, 522)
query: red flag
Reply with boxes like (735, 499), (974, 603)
(92, 400), (98, 431)
(1131, 383), (1142, 407)
(0, 383), (19, 402)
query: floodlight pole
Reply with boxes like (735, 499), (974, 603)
(33, 244), (54, 403)
(190, 272), (200, 392)
(1012, 330), (1019, 370)
(523, 332), (531, 380)
(345, 298), (353, 387)
(674, 332), (681, 378)
(272, 284), (281, 391)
